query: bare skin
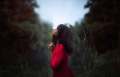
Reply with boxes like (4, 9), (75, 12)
(48, 29), (58, 49)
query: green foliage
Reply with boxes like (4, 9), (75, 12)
(1, 0), (120, 77)
(16, 15), (52, 77)
(70, 0), (120, 77)
(70, 20), (97, 77)
(0, 0), (52, 77)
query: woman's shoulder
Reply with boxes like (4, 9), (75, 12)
(53, 43), (65, 52)
(55, 43), (64, 49)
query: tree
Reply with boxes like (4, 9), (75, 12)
(0, 0), (52, 77)
(78, 0), (120, 77)
(85, 0), (120, 53)
(70, 20), (97, 77)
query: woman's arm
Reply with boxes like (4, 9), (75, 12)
(50, 44), (64, 71)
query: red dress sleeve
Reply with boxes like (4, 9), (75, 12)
(50, 44), (64, 70)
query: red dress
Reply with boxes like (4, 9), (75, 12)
(50, 43), (74, 77)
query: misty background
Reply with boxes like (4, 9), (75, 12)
(35, 0), (88, 28)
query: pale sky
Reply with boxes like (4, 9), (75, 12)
(35, 0), (88, 29)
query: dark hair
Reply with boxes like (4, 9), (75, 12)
(52, 24), (73, 54)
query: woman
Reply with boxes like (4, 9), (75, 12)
(49, 24), (74, 77)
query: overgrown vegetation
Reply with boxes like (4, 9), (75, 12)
(70, 0), (120, 77)
(0, 0), (120, 77)
(0, 0), (52, 77)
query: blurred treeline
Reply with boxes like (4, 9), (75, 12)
(0, 0), (52, 77)
(71, 0), (120, 77)
(0, 0), (120, 77)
